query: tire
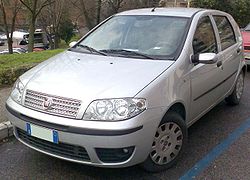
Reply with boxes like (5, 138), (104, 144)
(141, 111), (187, 172)
(225, 71), (244, 105)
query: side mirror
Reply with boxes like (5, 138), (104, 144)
(192, 53), (218, 65)
(69, 41), (77, 48)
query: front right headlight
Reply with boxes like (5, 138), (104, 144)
(11, 79), (24, 104)
(83, 98), (147, 121)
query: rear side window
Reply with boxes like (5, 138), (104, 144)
(213, 16), (236, 51)
(193, 16), (217, 55)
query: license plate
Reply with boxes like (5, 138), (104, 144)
(26, 123), (59, 144)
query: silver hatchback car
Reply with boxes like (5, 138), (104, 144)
(6, 8), (246, 172)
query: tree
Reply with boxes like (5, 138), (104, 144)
(191, 0), (250, 27)
(59, 19), (74, 44)
(38, 0), (66, 49)
(19, 0), (54, 52)
(96, 0), (103, 24)
(0, 0), (21, 54)
(70, 0), (96, 30)
(106, 0), (124, 15)
(230, 0), (250, 27)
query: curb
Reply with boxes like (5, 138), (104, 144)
(0, 121), (13, 141)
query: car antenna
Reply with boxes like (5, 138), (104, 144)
(151, 7), (156, 12)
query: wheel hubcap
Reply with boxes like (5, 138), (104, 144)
(150, 122), (183, 165)
(236, 73), (244, 100)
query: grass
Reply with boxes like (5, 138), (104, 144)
(0, 49), (65, 71)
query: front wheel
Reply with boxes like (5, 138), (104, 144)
(225, 71), (244, 105)
(141, 112), (187, 172)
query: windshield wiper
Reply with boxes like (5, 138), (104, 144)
(71, 44), (108, 56)
(100, 49), (155, 59)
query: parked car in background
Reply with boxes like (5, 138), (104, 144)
(20, 32), (49, 49)
(0, 31), (28, 41)
(0, 48), (27, 55)
(0, 33), (7, 41)
(242, 23), (250, 65)
(0, 39), (5, 46)
(6, 8), (246, 172)
(0, 32), (5, 46)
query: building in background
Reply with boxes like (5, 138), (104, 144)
(159, 0), (190, 7)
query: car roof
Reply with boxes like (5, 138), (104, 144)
(116, 8), (205, 18)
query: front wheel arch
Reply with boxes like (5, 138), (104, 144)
(141, 111), (188, 172)
(165, 102), (186, 122)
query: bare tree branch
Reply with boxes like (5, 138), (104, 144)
(35, 0), (55, 18)
(0, 0), (21, 53)
(19, 0), (33, 12)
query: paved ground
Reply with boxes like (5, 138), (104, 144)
(0, 42), (12, 123)
(198, 129), (250, 180)
(0, 87), (11, 123)
(0, 73), (250, 179)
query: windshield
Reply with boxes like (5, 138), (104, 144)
(245, 23), (250, 31)
(76, 15), (190, 60)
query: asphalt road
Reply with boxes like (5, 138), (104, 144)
(0, 72), (250, 180)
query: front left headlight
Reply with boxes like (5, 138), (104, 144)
(11, 79), (24, 104)
(83, 98), (146, 121)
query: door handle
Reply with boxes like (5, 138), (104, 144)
(237, 46), (242, 54)
(217, 61), (222, 68)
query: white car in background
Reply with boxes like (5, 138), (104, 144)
(0, 39), (5, 46)
(0, 48), (27, 55)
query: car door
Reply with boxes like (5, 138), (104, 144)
(189, 15), (225, 121)
(212, 15), (241, 93)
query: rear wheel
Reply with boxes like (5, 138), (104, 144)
(141, 112), (187, 172)
(225, 71), (244, 105)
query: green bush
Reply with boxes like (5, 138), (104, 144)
(0, 65), (34, 86)
(0, 49), (64, 87)
(70, 34), (81, 43)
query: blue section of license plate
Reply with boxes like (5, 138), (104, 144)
(53, 130), (59, 144)
(26, 123), (59, 144)
(26, 123), (31, 135)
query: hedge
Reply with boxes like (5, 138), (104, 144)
(0, 49), (64, 87)
(0, 64), (35, 86)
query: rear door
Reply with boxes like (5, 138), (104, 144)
(212, 15), (241, 93)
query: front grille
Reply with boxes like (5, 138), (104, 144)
(244, 46), (250, 50)
(24, 90), (81, 118)
(17, 128), (90, 162)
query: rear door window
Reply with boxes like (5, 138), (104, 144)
(213, 16), (236, 51)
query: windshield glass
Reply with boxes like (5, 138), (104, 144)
(245, 23), (250, 31)
(77, 15), (190, 60)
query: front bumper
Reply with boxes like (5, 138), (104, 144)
(6, 97), (164, 168)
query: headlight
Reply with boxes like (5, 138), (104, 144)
(83, 98), (146, 121)
(11, 79), (24, 104)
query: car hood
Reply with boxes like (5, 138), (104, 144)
(23, 51), (174, 102)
